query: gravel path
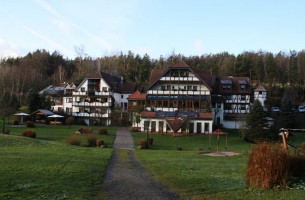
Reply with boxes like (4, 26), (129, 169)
(102, 127), (180, 200)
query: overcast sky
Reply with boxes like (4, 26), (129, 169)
(1, 0), (305, 59)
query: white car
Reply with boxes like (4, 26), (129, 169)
(298, 105), (305, 112)
(271, 107), (280, 112)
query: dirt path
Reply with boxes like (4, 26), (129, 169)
(102, 127), (180, 200)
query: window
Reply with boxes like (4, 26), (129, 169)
(121, 102), (123, 108)
(241, 95), (246, 101)
(222, 84), (232, 90)
(187, 86), (192, 91)
(81, 87), (85, 92)
(167, 85), (170, 90)
(66, 98), (72, 103)
(240, 84), (246, 90)
(241, 105), (246, 110)
(102, 87), (108, 92)
(124, 102), (127, 110)
(224, 104), (232, 110)
(259, 91), (262, 94)
(161, 85), (166, 90)
(193, 86), (197, 91)
(66, 108), (72, 114)
(121, 95), (123, 99)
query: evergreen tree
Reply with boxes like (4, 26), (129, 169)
(244, 99), (267, 142)
(280, 96), (296, 128)
(27, 88), (41, 113)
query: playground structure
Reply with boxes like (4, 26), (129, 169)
(207, 129), (228, 152)
(279, 128), (305, 155)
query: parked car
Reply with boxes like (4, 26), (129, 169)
(298, 105), (305, 112)
(271, 107), (280, 112)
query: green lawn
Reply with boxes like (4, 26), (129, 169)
(0, 125), (116, 199)
(132, 131), (305, 200)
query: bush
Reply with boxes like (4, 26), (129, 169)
(81, 127), (94, 134)
(65, 116), (74, 128)
(22, 130), (36, 138)
(3, 129), (10, 134)
(246, 143), (289, 189)
(148, 137), (153, 145)
(13, 120), (19, 125)
(176, 147), (183, 151)
(86, 134), (98, 147)
(302, 143), (305, 151)
(139, 139), (148, 149)
(66, 134), (82, 146)
(130, 127), (139, 132)
(289, 155), (305, 177)
(26, 121), (35, 128)
(96, 139), (104, 147)
(98, 128), (108, 135)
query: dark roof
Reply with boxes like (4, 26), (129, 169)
(32, 109), (55, 116)
(100, 71), (122, 89)
(147, 62), (212, 91)
(39, 85), (65, 96)
(86, 70), (102, 79)
(148, 69), (164, 86)
(213, 77), (251, 94)
(118, 82), (137, 93)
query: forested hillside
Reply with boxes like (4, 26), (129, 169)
(1, 49), (305, 107)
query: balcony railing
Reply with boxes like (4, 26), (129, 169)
(160, 77), (199, 81)
(72, 112), (111, 118)
(72, 91), (112, 96)
(147, 90), (210, 95)
(72, 102), (112, 107)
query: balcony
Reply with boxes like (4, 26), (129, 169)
(72, 102), (112, 107)
(160, 77), (199, 82)
(147, 90), (210, 95)
(72, 91), (112, 96)
(72, 112), (111, 118)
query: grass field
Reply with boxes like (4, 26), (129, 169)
(0, 125), (116, 199)
(132, 130), (305, 200)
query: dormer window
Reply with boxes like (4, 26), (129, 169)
(220, 80), (232, 91)
(238, 80), (247, 91)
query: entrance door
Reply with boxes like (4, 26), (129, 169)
(151, 121), (156, 132)
(159, 121), (164, 133)
(197, 122), (202, 133)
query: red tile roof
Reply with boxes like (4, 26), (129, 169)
(86, 70), (102, 79)
(165, 116), (188, 132)
(127, 90), (147, 100)
(141, 111), (157, 118)
(254, 85), (267, 92)
(198, 113), (213, 119)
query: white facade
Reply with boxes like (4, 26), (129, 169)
(113, 92), (131, 111)
(254, 90), (267, 108)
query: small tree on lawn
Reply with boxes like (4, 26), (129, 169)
(66, 116), (74, 129)
(0, 92), (19, 133)
(280, 96), (296, 128)
(27, 88), (41, 113)
(244, 99), (267, 142)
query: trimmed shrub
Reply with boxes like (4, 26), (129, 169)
(13, 120), (19, 125)
(148, 137), (153, 145)
(66, 134), (82, 146)
(98, 128), (108, 135)
(26, 121), (35, 128)
(246, 143), (289, 189)
(96, 139), (104, 147)
(81, 127), (94, 134)
(22, 130), (36, 138)
(139, 139), (148, 149)
(176, 147), (183, 151)
(86, 134), (98, 147)
(3, 129), (10, 134)
(130, 127), (139, 132)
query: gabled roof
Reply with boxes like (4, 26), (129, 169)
(32, 109), (55, 116)
(39, 85), (65, 96)
(127, 90), (147, 100)
(254, 85), (267, 92)
(118, 82), (137, 93)
(147, 62), (212, 91)
(86, 70), (102, 79)
(165, 117), (188, 133)
(100, 71), (122, 90)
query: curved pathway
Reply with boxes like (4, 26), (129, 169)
(102, 127), (180, 200)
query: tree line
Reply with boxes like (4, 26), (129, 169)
(1, 49), (305, 106)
